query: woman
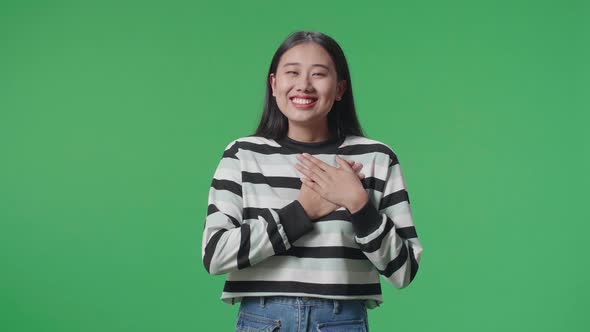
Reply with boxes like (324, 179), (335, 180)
(202, 30), (423, 332)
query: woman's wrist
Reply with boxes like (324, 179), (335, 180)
(346, 191), (369, 214)
(296, 198), (317, 220)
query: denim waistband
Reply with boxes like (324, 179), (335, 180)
(242, 296), (366, 314)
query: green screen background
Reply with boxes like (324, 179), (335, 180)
(1, 0), (588, 331)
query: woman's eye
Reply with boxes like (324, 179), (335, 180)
(285, 71), (325, 76)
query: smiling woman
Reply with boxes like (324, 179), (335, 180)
(269, 41), (347, 141)
(270, 45), (345, 122)
(269, 43), (347, 132)
(202, 30), (423, 332)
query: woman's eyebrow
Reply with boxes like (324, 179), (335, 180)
(282, 62), (330, 70)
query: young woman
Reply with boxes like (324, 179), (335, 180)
(202, 31), (423, 332)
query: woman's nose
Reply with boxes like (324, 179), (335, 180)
(295, 74), (313, 91)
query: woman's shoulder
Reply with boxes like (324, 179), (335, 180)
(342, 135), (400, 165)
(343, 135), (397, 153)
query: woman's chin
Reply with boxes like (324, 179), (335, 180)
(287, 108), (330, 120)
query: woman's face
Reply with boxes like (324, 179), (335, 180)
(270, 42), (346, 127)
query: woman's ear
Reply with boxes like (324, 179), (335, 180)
(269, 73), (276, 97)
(336, 80), (347, 101)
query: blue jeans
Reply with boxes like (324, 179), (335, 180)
(235, 296), (369, 332)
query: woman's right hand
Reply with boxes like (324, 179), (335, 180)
(297, 160), (365, 220)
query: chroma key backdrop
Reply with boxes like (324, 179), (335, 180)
(1, 0), (588, 331)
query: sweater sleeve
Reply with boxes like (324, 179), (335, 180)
(202, 141), (313, 275)
(349, 152), (423, 288)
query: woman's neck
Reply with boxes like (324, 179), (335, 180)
(287, 121), (333, 143)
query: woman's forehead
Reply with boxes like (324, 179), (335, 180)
(279, 43), (334, 69)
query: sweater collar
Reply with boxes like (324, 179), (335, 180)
(275, 134), (346, 154)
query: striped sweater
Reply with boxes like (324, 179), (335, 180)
(202, 134), (423, 308)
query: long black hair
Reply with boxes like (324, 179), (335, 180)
(253, 31), (364, 140)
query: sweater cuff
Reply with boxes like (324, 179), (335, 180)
(277, 200), (313, 244)
(349, 200), (382, 238)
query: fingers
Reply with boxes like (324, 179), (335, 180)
(296, 154), (329, 182)
(295, 162), (327, 186)
(296, 153), (364, 180)
(351, 162), (363, 172)
(345, 159), (363, 174)
(301, 176), (321, 193)
(298, 153), (363, 172)
(299, 153), (334, 172)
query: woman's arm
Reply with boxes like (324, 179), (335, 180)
(295, 150), (423, 288)
(202, 141), (313, 275)
(349, 153), (423, 288)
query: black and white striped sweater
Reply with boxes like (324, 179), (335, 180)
(202, 134), (423, 308)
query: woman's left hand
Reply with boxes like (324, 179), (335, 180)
(294, 153), (369, 214)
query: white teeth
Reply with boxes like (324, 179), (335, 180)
(292, 98), (316, 105)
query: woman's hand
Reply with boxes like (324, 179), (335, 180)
(296, 158), (365, 220)
(346, 159), (365, 180)
(295, 153), (369, 214)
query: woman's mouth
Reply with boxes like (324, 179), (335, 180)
(290, 97), (318, 109)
